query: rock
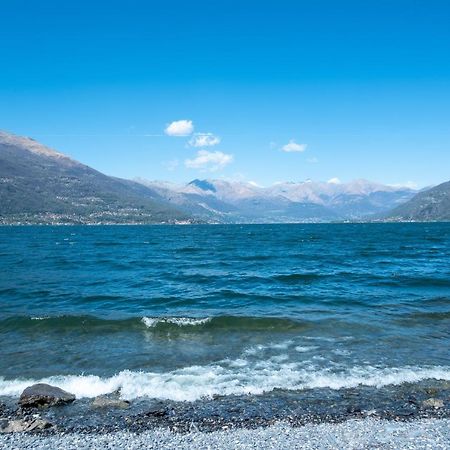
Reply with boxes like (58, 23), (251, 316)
(92, 396), (130, 409)
(421, 398), (444, 409)
(0, 420), (8, 432)
(0, 418), (52, 433)
(424, 387), (438, 396)
(19, 383), (75, 408)
(145, 408), (167, 417)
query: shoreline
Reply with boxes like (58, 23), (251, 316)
(1, 384), (449, 435)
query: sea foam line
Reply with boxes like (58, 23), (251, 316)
(141, 317), (211, 328)
(1, 364), (449, 402)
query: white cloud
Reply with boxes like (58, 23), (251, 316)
(388, 181), (418, 189)
(281, 139), (307, 153)
(307, 157), (319, 164)
(185, 150), (233, 172)
(164, 120), (194, 136)
(327, 177), (341, 184)
(188, 133), (221, 147)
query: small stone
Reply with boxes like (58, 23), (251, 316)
(421, 398), (444, 409)
(19, 383), (75, 408)
(23, 418), (52, 432)
(92, 396), (130, 409)
(424, 387), (438, 396)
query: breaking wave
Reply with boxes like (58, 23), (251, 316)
(1, 364), (449, 402)
(141, 317), (211, 328)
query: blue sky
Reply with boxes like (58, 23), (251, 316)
(1, 0), (449, 187)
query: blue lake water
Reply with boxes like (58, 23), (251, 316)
(0, 223), (449, 403)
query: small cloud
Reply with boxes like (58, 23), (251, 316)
(388, 181), (418, 189)
(281, 139), (307, 153)
(307, 157), (319, 164)
(185, 150), (233, 172)
(164, 120), (194, 136)
(188, 133), (221, 147)
(163, 159), (179, 171)
(327, 177), (341, 184)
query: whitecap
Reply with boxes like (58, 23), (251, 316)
(295, 346), (318, 353)
(141, 317), (211, 328)
(243, 340), (294, 355)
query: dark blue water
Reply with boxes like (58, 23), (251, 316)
(0, 224), (449, 402)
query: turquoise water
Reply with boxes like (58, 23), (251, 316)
(0, 223), (449, 403)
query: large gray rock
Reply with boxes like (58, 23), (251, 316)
(19, 383), (75, 408)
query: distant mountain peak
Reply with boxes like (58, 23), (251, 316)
(0, 130), (73, 162)
(188, 179), (217, 192)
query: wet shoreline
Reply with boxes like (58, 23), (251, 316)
(1, 381), (449, 435)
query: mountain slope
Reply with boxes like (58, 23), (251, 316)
(0, 131), (191, 224)
(387, 180), (450, 221)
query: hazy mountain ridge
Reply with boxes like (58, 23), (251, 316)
(138, 178), (418, 223)
(0, 131), (192, 224)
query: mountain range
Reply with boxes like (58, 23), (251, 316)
(0, 130), (448, 224)
(136, 178), (417, 223)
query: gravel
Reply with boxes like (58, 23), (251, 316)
(1, 418), (450, 450)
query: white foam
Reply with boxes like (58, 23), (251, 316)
(141, 317), (211, 328)
(270, 340), (294, 350)
(332, 349), (351, 356)
(304, 366), (450, 390)
(295, 346), (318, 353)
(1, 364), (449, 402)
(243, 340), (294, 356)
(270, 355), (289, 363)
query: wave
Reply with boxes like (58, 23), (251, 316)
(1, 364), (449, 402)
(0, 315), (310, 333)
(400, 310), (450, 321)
(368, 275), (450, 288)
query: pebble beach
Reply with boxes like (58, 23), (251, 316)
(2, 418), (450, 450)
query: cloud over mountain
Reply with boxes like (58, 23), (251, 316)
(185, 150), (233, 172)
